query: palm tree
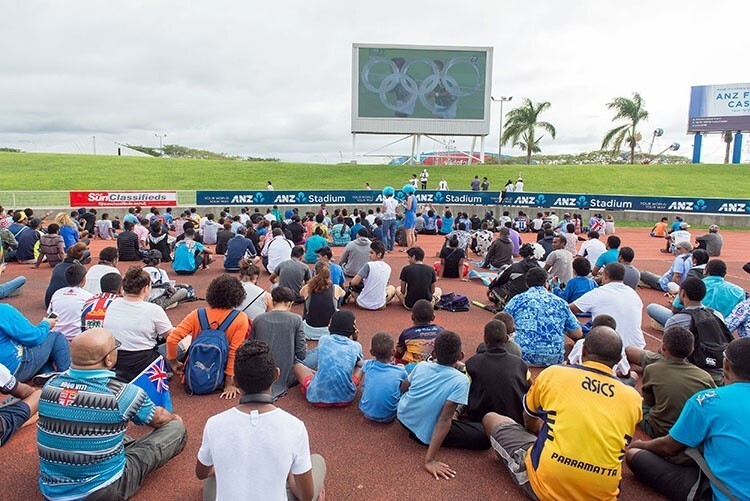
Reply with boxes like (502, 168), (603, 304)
(502, 99), (556, 164)
(601, 93), (649, 164)
(723, 131), (733, 164)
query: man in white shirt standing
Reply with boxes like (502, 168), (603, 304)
(577, 230), (607, 269)
(347, 241), (396, 310)
(197, 340), (326, 500)
(420, 169), (430, 189)
(48, 264), (93, 340)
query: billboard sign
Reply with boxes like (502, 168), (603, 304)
(69, 191), (178, 207)
(688, 83), (750, 132)
(352, 44), (493, 135)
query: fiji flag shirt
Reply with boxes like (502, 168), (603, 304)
(37, 369), (155, 501)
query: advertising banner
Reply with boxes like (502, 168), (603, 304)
(69, 191), (178, 207)
(688, 83), (750, 132)
(197, 190), (750, 216)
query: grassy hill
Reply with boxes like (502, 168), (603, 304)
(0, 152), (748, 198)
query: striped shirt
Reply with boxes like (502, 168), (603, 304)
(38, 369), (155, 500)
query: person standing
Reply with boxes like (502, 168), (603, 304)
(470, 176), (480, 191)
(420, 169), (429, 189)
(481, 177), (490, 191)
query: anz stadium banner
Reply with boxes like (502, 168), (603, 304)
(196, 190), (750, 215)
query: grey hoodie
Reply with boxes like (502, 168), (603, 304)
(340, 237), (371, 277)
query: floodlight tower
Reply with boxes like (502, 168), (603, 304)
(492, 96), (512, 164)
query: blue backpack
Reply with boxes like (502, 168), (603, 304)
(184, 308), (240, 395)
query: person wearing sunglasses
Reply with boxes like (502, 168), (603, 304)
(37, 328), (186, 500)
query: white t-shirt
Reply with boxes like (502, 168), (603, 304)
(84, 264), (121, 295)
(0, 363), (17, 392)
(48, 287), (94, 340)
(103, 298), (172, 351)
(545, 249), (574, 285)
(577, 239), (606, 268)
(144, 266), (170, 286)
(573, 282), (645, 351)
(197, 407), (312, 501)
(239, 282), (269, 320)
(202, 221), (221, 245)
(264, 237), (293, 274)
(438, 180), (448, 190)
(382, 198), (399, 219)
(356, 260), (392, 310)
(515, 181), (524, 192)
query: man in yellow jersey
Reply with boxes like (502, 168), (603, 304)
(482, 326), (642, 500)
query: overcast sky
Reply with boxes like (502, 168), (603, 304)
(1, 0), (746, 164)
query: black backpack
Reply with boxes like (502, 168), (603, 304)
(683, 307), (734, 373)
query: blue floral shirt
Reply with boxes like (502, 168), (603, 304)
(727, 299), (750, 338)
(504, 286), (580, 366)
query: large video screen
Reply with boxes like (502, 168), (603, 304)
(688, 83), (750, 133)
(352, 44), (493, 135)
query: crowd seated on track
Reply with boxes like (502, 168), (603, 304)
(0, 197), (749, 501)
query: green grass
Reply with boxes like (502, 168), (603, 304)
(1, 152), (748, 197)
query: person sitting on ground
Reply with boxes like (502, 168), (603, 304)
(396, 247), (441, 309)
(196, 340), (326, 500)
(686, 248), (709, 280)
(347, 240), (396, 310)
(269, 246), (310, 304)
(37, 328), (187, 500)
(249, 287), (307, 399)
(537, 227), (555, 261)
(173, 227), (213, 275)
(0, 257), (25, 299)
(618, 246), (641, 290)
(304, 227), (328, 264)
(543, 234), (574, 286)
(395, 299), (445, 367)
(626, 337), (750, 501)
(628, 326), (715, 439)
(95, 212), (115, 240)
(650, 216), (669, 238)
(142, 250), (190, 310)
(300, 262), (345, 341)
(236, 260), (272, 321)
(14, 217), (41, 264)
(315, 245), (345, 288)
(81, 273), (123, 331)
(261, 227), (293, 275)
(48, 264), (93, 341)
(223, 226), (257, 272)
(699, 259), (746, 318)
(421, 210), (438, 235)
(339, 227), (371, 278)
(116, 221), (142, 262)
(200, 213), (221, 246)
(552, 256), (597, 303)
(214, 221), (235, 255)
(168, 275), (250, 399)
(471, 222), (494, 257)
(504, 268), (582, 367)
(439, 235), (466, 279)
(55, 212), (91, 263)
(487, 243), (541, 308)
(359, 332), (408, 423)
(148, 220), (172, 263)
(695, 224), (723, 257)
(0, 303), (67, 383)
(663, 221), (692, 254)
(466, 320), (530, 425)
(444, 222), (472, 254)
(726, 295), (750, 339)
(331, 216), (351, 247)
(483, 326), (641, 500)
(576, 230), (606, 269)
(0, 362), (41, 447)
(34, 223), (65, 268)
(591, 235), (621, 277)
(293, 310), (364, 407)
(479, 312), (523, 357)
(104, 267), (173, 382)
(44, 242), (88, 307)
(481, 227), (514, 270)
(398, 330), (490, 480)
(640, 240), (693, 291)
(83, 246), (120, 294)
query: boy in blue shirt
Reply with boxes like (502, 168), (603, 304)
(553, 256), (597, 304)
(172, 228), (212, 275)
(294, 310), (363, 407)
(359, 332), (407, 423)
(397, 330), (490, 480)
(592, 235), (621, 277)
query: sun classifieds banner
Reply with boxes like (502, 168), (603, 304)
(69, 191), (178, 207)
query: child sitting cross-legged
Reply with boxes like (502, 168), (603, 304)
(397, 330), (490, 480)
(359, 332), (408, 423)
(293, 310), (363, 407)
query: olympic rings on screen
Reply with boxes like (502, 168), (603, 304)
(360, 56), (482, 115)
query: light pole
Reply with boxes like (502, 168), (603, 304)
(154, 133), (167, 155)
(491, 96), (512, 164)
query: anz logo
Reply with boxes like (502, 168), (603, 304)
(273, 194), (297, 204)
(717, 202), (748, 213)
(667, 199), (707, 212)
(514, 195), (538, 205)
(553, 197), (579, 207)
